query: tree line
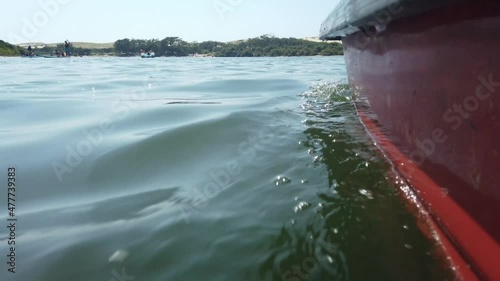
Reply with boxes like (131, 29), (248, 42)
(113, 35), (343, 57)
(1, 35), (343, 57)
(35, 44), (114, 56)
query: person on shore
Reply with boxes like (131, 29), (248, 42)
(27, 45), (32, 56)
(55, 49), (60, 57)
(64, 40), (71, 56)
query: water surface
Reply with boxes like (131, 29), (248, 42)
(0, 57), (450, 281)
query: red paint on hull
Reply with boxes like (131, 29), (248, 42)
(357, 109), (479, 281)
(343, 1), (500, 280)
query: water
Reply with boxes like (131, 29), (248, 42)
(0, 57), (450, 281)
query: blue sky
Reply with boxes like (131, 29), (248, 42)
(1, 0), (339, 44)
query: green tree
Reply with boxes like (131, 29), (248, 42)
(0, 40), (24, 56)
(111, 36), (343, 57)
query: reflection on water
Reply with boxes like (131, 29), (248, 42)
(261, 83), (452, 281)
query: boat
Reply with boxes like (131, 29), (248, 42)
(320, 1), (500, 280)
(40, 56), (70, 58)
(141, 52), (156, 58)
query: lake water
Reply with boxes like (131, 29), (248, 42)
(0, 57), (450, 281)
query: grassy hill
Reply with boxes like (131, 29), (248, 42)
(0, 40), (23, 56)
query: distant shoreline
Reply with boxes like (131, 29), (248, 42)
(1, 54), (344, 59)
(1, 36), (343, 57)
(16, 37), (341, 49)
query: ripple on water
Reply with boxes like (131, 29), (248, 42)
(0, 58), (454, 281)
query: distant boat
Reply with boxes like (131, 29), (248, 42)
(141, 52), (155, 58)
(320, 0), (500, 280)
(34, 55), (71, 58)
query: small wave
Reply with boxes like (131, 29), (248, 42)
(301, 82), (352, 102)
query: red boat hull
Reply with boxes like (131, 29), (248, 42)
(343, 1), (500, 280)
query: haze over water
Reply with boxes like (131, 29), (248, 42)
(0, 57), (450, 281)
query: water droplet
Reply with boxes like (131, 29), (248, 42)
(294, 201), (310, 213)
(441, 188), (449, 197)
(327, 256), (334, 263)
(404, 244), (413, 250)
(313, 156), (322, 163)
(274, 176), (291, 186)
(314, 203), (323, 213)
(359, 189), (374, 199)
(108, 249), (129, 263)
